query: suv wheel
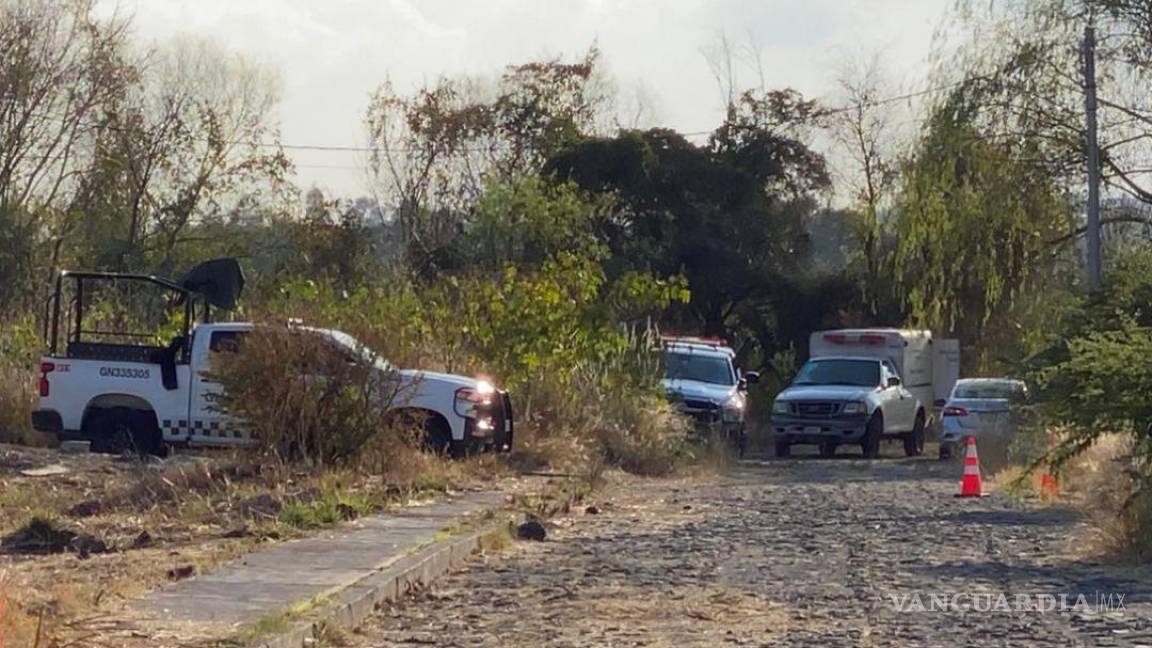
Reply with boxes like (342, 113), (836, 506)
(861, 414), (882, 459)
(903, 411), (926, 457)
(774, 441), (791, 458)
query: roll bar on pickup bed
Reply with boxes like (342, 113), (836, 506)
(44, 258), (245, 360)
(46, 271), (206, 358)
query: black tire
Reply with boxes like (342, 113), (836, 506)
(774, 441), (792, 458)
(423, 415), (454, 457)
(862, 414), (882, 459)
(730, 425), (746, 458)
(88, 408), (163, 457)
(819, 441), (837, 458)
(939, 443), (953, 460)
(903, 411), (926, 457)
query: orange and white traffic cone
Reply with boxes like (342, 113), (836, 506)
(1037, 433), (1060, 498)
(955, 436), (988, 498)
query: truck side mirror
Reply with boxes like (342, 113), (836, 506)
(744, 371), (760, 385)
(887, 376), (901, 388)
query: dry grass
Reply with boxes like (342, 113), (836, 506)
(1059, 434), (1152, 563)
(0, 440), (502, 646)
(0, 361), (49, 447)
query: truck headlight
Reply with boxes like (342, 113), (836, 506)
(772, 400), (789, 415)
(455, 381), (496, 417)
(841, 401), (866, 415)
(721, 395), (744, 422)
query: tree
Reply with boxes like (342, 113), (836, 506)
(891, 93), (1071, 356)
(545, 124), (826, 349)
(826, 57), (904, 315)
(948, 0), (1152, 239)
(0, 0), (134, 307)
(365, 47), (609, 265)
(85, 39), (290, 276)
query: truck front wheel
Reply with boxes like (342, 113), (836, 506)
(422, 416), (454, 457)
(903, 411), (926, 457)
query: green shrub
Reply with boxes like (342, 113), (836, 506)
(279, 490), (374, 529)
(0, 315), (45, 446)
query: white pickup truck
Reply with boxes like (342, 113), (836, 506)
(30, 264), (512, 457)
(770, 329), (959, 458)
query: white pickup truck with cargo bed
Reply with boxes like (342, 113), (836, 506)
(770, 329), (959, 458)
(30, 262), (512, 458)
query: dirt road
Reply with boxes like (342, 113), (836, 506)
(347, 453), (1152, 647)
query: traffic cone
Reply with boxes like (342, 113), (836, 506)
(955, 436), (988, 498)
(1037, 433), (1060, 498)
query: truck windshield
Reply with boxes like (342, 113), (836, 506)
(792, 359), (880, 387)
(313, 328), (395, 372)
(664, 352), (735, 386)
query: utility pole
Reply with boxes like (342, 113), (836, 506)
(1083, 24), (1103, 291)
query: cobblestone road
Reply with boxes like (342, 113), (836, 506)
(348, 453), (1152, 647)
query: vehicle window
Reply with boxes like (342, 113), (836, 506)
(793, 359), (880, 387)
(953, 381), (1025, 400)
(664, 351), (735, 386)
(209, 330), (247, 353)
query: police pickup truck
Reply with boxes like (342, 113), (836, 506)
(660, 336), (759, 455)
(30, 261), (512, 457)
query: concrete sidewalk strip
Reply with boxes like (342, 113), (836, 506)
(131, 490), (510, 638)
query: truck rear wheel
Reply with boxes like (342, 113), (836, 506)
(903, 411), (926, 457)
(88, 408), (163, 457)
(861, 414), (882, 459)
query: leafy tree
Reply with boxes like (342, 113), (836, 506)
(545, 124), (829, 353)
(891, 95), (1071, 356)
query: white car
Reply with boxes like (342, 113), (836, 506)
(938, 378), (1028, 459)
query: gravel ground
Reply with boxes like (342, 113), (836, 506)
(348, 451), (1152, 647)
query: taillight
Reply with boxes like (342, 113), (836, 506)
(38, 361), (55, 397)
(943, 406), (968, 417)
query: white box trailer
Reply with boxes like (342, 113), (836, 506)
(809, 329), (960, 423)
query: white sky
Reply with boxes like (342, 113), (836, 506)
(103, 0), (954, 198)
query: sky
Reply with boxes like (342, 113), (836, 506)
(101, 0), (955, 198)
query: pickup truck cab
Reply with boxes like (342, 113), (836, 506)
(30, 265), (512, 457)
(771, 356), (926, 458)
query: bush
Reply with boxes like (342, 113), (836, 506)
(208, 326), (412, 468)
(0, 315), (46, 446)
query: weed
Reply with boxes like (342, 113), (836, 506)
(279, 490), (374, 530)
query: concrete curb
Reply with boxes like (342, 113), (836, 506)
(254, 516), (513, 648)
